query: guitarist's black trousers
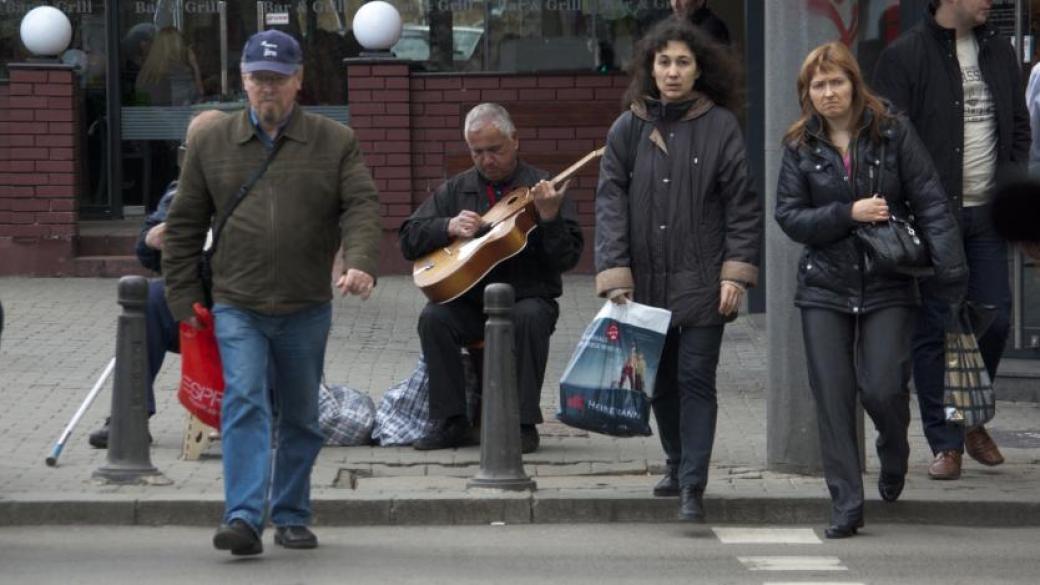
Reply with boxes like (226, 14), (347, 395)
(417, 296), (560, 425)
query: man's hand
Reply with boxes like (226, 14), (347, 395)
(719, 280), (745, 316)
(532, 179), (568, 222)
(336, 268), (375, 300)
(448, 210), (484, 238)
(852, 196), (890, 223)
(145, 222), (167, 250)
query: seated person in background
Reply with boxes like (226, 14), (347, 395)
(398, 103), (584, 454)
(88, 110), (226, 448)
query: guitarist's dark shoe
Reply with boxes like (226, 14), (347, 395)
(414, 417), (476, 450)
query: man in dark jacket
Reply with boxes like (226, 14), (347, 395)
(399, 103), (584, 454)
(87, 110), (226, 449)
(873, 0), (1030, 480)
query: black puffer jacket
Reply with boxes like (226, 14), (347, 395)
(775, 113), (967, 314)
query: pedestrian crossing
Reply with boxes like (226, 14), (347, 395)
(710, 527), (865, 585)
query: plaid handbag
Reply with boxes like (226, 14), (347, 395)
(943, 305), (996, 428)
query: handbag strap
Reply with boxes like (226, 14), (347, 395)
(209, 139), (285, 255)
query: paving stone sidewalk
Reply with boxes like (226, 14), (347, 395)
(1, 275), (1038, 527)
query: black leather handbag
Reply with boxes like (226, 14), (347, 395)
(853, 142), (934, 277)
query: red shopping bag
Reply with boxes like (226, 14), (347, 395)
(178, 303), (224, 428)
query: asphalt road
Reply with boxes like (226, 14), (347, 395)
(2, 523), (1038, 584)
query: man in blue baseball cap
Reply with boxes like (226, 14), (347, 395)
(163, 28), (381, 556)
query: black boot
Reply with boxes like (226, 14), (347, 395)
(677, 486), (705, 523)
(414, 416), (476, 450)
(824, 517), (864, 539)
(652, 464), (679, 497)
(88, 417), (110, 449)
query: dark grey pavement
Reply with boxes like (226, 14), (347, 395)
(1, 276), (1039, 527)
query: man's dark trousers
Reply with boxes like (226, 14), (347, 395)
(912, 204), (1011, 453)
(146, 278), (179, 415)
(418, 296), (559, 425)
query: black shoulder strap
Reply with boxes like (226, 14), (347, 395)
(209, 140), (284, 254)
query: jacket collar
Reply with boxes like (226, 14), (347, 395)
(232, 104), (308, 145)
(630, 90), (714, 122)
(923, 7), (997, 45)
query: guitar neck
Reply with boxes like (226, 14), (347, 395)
(550, 147), (605, 190)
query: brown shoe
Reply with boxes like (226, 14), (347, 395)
(928, 450), (962, 480)
(965, 426), (1005, 466)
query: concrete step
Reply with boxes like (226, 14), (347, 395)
(75, 233), (138, 257)
(72, 255), (152, 278)
(997, 358), (1040, 403)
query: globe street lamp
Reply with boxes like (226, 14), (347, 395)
(20, 6), (73, 62)
(352, 1), (403, 59)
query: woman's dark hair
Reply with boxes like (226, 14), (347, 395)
(782, 41), (893, 147)
(622, 18), (742, 112)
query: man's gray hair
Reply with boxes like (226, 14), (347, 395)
(464, 103), (516, 138)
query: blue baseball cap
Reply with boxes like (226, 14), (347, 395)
(241, 30), (302, 76)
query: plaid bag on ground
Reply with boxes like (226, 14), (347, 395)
(318, 383), (376, 446)
(557, 300), (671, 437)
(943, 304), (996, 428)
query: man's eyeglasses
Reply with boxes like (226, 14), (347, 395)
(246, 73), (293, 87)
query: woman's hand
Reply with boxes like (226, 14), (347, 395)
(719, 280), (745, 316)
(608, 288), (632, 305)
(852, 196), (889, 223)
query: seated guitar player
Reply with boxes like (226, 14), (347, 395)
(398, 103), (585, 453)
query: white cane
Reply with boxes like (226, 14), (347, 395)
(45, 357), (116, 467)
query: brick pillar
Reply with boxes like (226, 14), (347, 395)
(0, 63), (79, 276)
(346, 60), (413, 274)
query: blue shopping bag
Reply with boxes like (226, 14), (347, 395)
(557, 300), (671, 437)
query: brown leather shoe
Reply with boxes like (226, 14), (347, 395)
(928, 450), (962, 480)
(965, 426), (1005, 466)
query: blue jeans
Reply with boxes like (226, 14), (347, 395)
(212, 301), (331, 533)
(912, 204), (1011, 453)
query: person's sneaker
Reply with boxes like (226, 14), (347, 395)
(520, 425), (540, 454)
(274, 525), (318, 549)
(414, 417), (476, 450)
(652, 464), (679, 497)
(965, 426), (1005, 466)
(87, 417), (153, 449)
(927, 450), (962, 480)
(213, 519), (263, 556)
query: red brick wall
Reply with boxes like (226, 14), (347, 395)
(0, 64), (79, 276)
(347, 61), (627, 275)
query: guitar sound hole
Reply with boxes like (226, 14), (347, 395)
(507, 196), (518, 205)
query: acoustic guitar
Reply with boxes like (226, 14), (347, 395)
(413, 147), (605, 304)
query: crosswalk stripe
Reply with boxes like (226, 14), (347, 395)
(738, 556), (848, 571)
(713, 527), (822, 544)
(763, 582), (865, 585)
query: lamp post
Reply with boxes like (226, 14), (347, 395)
(352, 0), (403, 59)
(19, 6), (73, 63)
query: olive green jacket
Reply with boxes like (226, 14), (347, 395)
(163, 107), (380, 321)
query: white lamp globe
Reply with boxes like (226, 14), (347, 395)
(20, 6), (73, 58)
(352, 1), (403, 51)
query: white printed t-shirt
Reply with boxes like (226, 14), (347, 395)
(957, 34), (997, 207)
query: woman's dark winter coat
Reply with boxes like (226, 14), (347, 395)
(595, 94), (762, 327)
(775, 113), (968, 314)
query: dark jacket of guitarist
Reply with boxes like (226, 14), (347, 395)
(399, 159), (584, 452)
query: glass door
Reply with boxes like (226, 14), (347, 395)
(117, 1), (355, 215)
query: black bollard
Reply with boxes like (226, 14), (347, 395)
(468, 283), (536, 491)
(93, 276), (170, 485)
